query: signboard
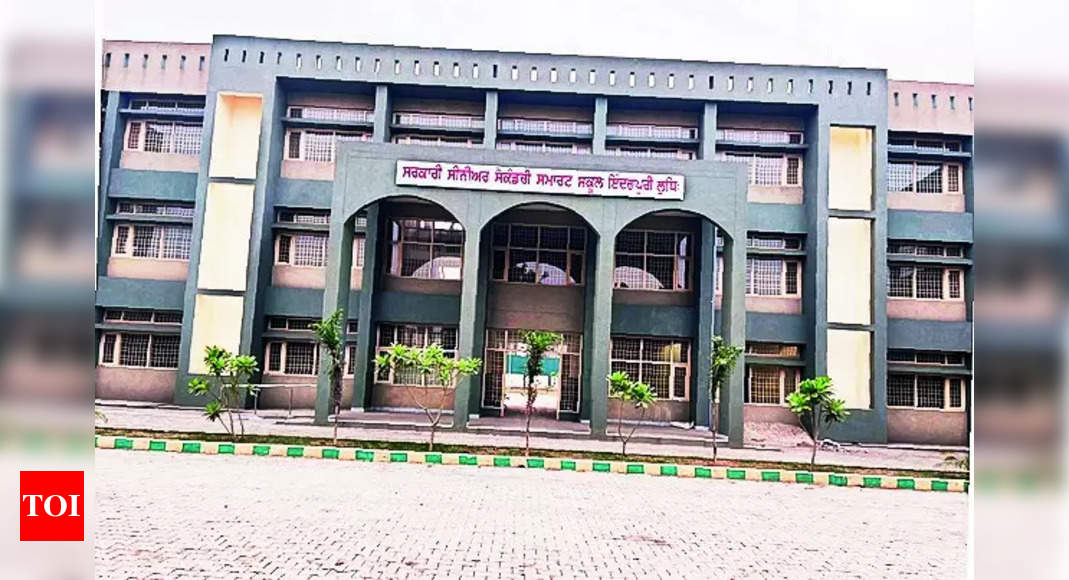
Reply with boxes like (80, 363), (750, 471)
(396, 160), (684, 201)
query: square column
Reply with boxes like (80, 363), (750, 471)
(699, 102), (718, 159)
(720, 233), (747, 446)
(593, 97), (608, 155)
(587, 234), (615, 436)
(372, 85), (391, 143)
(452, 223), (484, 429)
(691, 221), (718, 428)
(314, 208), (356, 425)
(483, 91), (499, 149)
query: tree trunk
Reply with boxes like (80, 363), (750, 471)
(429, 421), (436, 451)
(810, 412), (820, 467)
(332, 402), (339, 445)
(711, 394), (719, 465)
(524, 397), (532, 457)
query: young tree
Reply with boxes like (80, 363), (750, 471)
(375, 343), (482, 451)
(707, 336), (742, 464)
(520, 331), (563, 456)
(607, 371), (656, 457)
(311, 310), (345, 444)
(187, 346), (259, 440)
(786, 375), (850, 466)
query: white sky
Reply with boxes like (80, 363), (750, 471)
(95, 0), (974, 83)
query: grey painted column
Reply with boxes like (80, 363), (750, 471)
(699, 102), (718, 160)
(315, 212), (355, 425)
(692, 221), (717, 428)
(372, 85), (391, 143)
(720, 233), (747, 446)
(349, 203), (382, 414)
(96, 91), (124, 278)
(587, 231), (615, 436)
(593, 96), (608, 155)
(483, 90), (498, 149)
(452, 221), (484, 429)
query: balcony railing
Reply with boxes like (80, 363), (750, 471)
(129, 99), (205, 114)
(717, 128), (804, 145)
(496, 141), (591, 155)
(288, 106), (374, 124)
(498, 118), (594, 136)
(606, 123), (698, 140)
(607, 146), (695, 160)
(393, 135), (482, 148)
(393, 112), (485, 129)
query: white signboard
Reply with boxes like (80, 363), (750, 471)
(395, 160), (684, 200)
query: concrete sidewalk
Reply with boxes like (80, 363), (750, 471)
(94, 402), (968, 473)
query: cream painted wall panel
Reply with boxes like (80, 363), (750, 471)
(208, 93), (263, 179)
(828, 126), (873, 211)
(197, 181), (254, 291)
(827, 218), (872, 325)
(188, 294), (245, 374)
(826, 329), (871, 409)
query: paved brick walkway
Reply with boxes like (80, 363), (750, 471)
(95, 449), (967, 578)
(95, 404), (966, 472)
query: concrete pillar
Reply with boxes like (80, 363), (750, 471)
(346, 203), (381, 416)
(692, 221), (717, 428)
(587, 231), (615, 436)
(97, 91), (124, 278)
(315, 211), (355, 425)
(372, 85), (391, 143)
(452, 222), (484, 429)
(593, 96), (608, 155)
(483, 91), (499, 149)
(720, 233), (747, 446)
(699, 102), (718, 160)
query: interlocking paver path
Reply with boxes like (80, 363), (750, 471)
(95, 449), (967, 578)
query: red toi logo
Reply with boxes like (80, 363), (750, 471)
(20, 471), (84, 541)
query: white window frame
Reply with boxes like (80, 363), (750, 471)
(263, 341), (321, 377)
(609, 335), (691, 401)
(745, 257), (802, 297)
(721, 153), (803, 186)
(491, 223), (586, 287)
(102, 309), (182, 325)
(887, 266), (964, 301)
(111, 223), (193, 261)
(98, 332), (181, 370)
(746, 365), (801, 406)
(123, 120), (203, 155)
(392, 134), (482, 148)
(888, 160), (963, 195)
(374, 324), (458, 387)
(887, 374), (967, 411)
(613, 229), (693, 292)
(285, 128), (371, 162)
(388, 219), (464, 280)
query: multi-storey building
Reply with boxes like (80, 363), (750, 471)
(95, 36), (973, 446)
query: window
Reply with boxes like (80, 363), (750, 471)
(497, 141), (591, 155)
(607, 146), (695, 160)
(887, 374), (966, 410)
(746, 257), (801, 297)
(115, 201), (194, 218)
(129, 99), (204, 112)
(111, 224), (192, 260)
(375, 324), (458, 386)
(277, 209), (329, 225)
(286, 106), (373, 124)
(285, 129), (371, 162)
(263, 341), (319, 376)
(745, 366), (800, 405)
(99, 333), (180, 369)
(746, 342), (801, 359)
(887, 350), (967, 366)
(389, 219), (464, 280)
(720, 153), (803, 186)
(614, 230), (692, 291)
(610, 336), (690, 400)
(717, 129), (804, 145)
(275, 232), (327, 267)
(746, 235), (803, 250)
(888, 161), (962, 194)
(491, 223), (585, 286)
(102, 309), (182, 325)
(888, 266), (964, 300)
(887, 242), (965, 258)
(124, 121), (202, 155)
(392, 134), (482, 148)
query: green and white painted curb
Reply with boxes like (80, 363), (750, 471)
(95, 435), (968, 493)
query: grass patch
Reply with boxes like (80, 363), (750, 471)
(94, 427), (967, 480)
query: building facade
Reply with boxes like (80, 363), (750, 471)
(95, 36), (974, 446)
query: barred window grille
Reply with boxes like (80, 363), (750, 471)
(753, 155), (783, 186)
(286, 129), (370, 161)
(388, 219), (464, 280)
(889, 265), (961, 300)
(916, 163), (943, 193)
(149, 335), (180, 368)
(888, 161), (959, 194)
(609, 336), (690, 400)
(143, 122), (172, 152)
(746, 258), (800, 297)
(745, 365), (800, 405)
(720, 153), (801, 186)
(119, 334), (149, 366)
(887, 373), (966, 410)
(490, 223), (585, 286)
(115, 202), (194, 217)
(888, 266), (915, 297)
(375, 324), (458, 386)
(103, 309), (182, 325)
(101, 334), (116, 363)
(114, 224), (192, 260)
(946, 164), (961, 193)
(887, 374), (916, 407)
(99, 333), (180, 369)
(746, 343), (801, 358)
(172, 124), (202, 155)
(613, 230), (692, 291)
(267, 342), (282, 372)
(888, 162), (915, 192)
(277, 209), (330, 225)
(392, 134), (482, 148)
(786, 157), (801, 185)
(916, 376), (945, 408)
(126, 121), (141, 149)
(283, 342), (317, 376)
(916, 267), (944, 299)
(947, 270), (962, 299)
(130, 121), (202, 155)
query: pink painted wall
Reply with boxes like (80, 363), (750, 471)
(393, 98), (483, 115)
(887, 299), (967, 321)
(746, 296), (802, 315)
(95, 366), (175, 402)
(107, 257), (188, 281)
(288, 93), (374, 109)
(499, 103), (593, 122)
(718, 114), (804, 131)
(371, 384), (455, 411)
(887, 192), (965, 212)
(887, 408), (967, 445)
(102, 41), (210, 95)
(743, 404), (798, 424)
(487, 283), (585, 332)
(749, 185), (803, 205)
(120, 150), (200, 173)
(888, 80), (974, 136)
(272, 264), (362, 289)
(258, 375), (354, 409)
(609, 399), (690, 423)
(606, 109), (699, 127)
(281, 159), (334, 181)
